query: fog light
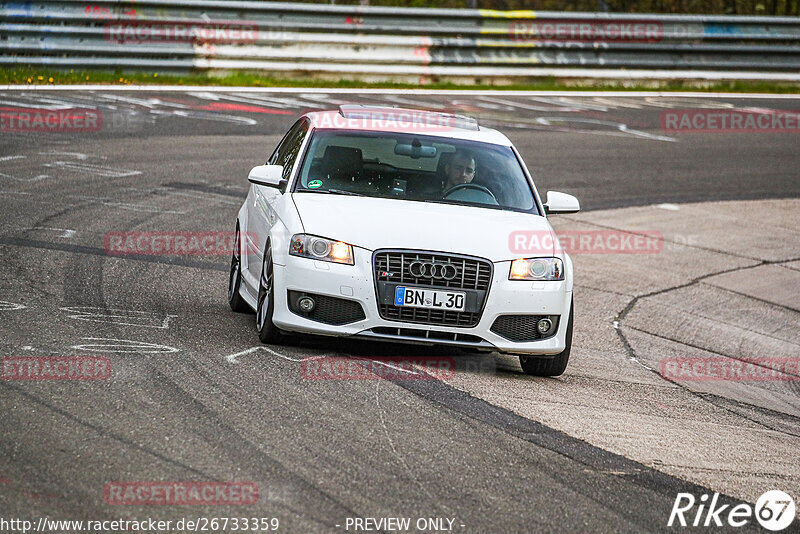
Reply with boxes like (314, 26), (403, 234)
(536, 318), (553, 335)
(298, 297), (315, 313)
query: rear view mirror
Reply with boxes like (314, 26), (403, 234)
(248, 165), (286, 190)
(394, 143), (436, 159)
(544, 191), (580, 214)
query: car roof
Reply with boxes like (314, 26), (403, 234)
(302, 105), (513, 146)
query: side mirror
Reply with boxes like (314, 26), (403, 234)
(543, 191), (580, 214)
(248, 165), (287, 190)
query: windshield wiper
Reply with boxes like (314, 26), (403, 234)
(328, 189), (365, 196)
(297, 188), (365, 197)
(422, 198), (506, 210)
(421, 198), (457, 205)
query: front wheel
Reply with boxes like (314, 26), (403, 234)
(256, 242), (283, 344)
(228, 224), (249, 313)
(519, 298), (573, 377)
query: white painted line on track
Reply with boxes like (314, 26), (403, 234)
(0, 300), (26, 311)
(370, 360), (423, 377)
(0, 172), (51, 183)
(42, 161), (142, 178)
(32, 227), (76, 238)
(71, 337), (179, 353)
(223, 346), (423, 377)
(224, 345), (307, 364)
(1, 86), (799, 98)
(38, 151), (89, 160)
(60, 306), (176, 329)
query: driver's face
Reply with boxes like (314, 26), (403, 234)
(446, 156), (476, 188)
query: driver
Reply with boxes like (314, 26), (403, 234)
(443, 150), (477, 192)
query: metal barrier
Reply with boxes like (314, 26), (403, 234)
(2, 0), (800, 81)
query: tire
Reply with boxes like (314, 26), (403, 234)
(228, 224), (249, 313)
(256, 242), (283, 344)
(519, 298), (573, 377)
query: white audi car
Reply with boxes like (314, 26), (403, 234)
(228, 106), (580, 376)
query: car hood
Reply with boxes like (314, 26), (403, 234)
(291, 193), (555, 262)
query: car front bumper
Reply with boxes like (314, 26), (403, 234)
(270, 250), (572, 355)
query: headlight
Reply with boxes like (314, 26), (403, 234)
(289, 234), (354, 265)
(509, 257), (563, 281)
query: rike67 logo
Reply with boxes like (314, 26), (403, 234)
(669, 490), (795, 531)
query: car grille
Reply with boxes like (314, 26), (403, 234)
(373, 250), (492, 327)
(370, 327), (485, 344)
(287, 291), (366, 326)
(374, 251), (492, 290)
(379, 306), (481, 327)
(490, 315), (559, 342)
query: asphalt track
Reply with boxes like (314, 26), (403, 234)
(0, 89), (799, 533)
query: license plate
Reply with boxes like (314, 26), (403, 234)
(394, 287), (466, 311)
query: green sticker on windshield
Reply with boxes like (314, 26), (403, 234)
(308, 180), (323, 189)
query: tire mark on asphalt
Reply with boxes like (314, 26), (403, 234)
(242, 345), (756, 529)
(0, 237), (227, 272)
(142, 368), (363, 530)
(163, 181), (247, 199)
(0, 381), (212, 479)
(558, 213), (800, 411)
(255, 344), (758, 531)
(624, 324), (800, 382)
(384, 370), (758, 532)
(248, 348), (691, 530)
(641, 296), (800, 350)
(614, 260), (800, 437)
(779, 262), (800, 273)
(705, 282), (800, 315)
(159, 346), (412, 531)
(373, 379), (454, 519)
(558, 215), (771, 263)
(0, 374), (350, 530)
(650, 458), (800, 481)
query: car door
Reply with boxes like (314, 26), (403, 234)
(245, 119), (309, 281)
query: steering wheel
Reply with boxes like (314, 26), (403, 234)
(443, 183), (498, 204)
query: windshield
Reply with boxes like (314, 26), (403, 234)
(294, 130), (537, 213)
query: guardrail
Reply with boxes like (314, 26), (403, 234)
(2, 0), (800, 81)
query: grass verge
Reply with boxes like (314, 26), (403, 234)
(1, 67), (799, 93)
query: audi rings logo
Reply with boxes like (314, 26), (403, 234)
(409, 261), (458, 281)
